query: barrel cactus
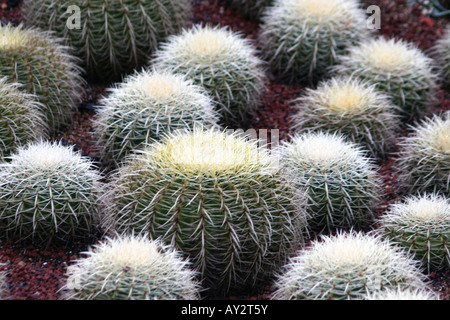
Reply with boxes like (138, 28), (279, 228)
(0, 78), (47, 161)
(151, 25), (266, 127)
(333, 37), (438, 120)
(0, 141), (101, 245)
(258, 0), (370, 83)
(291, 77), (400, 159)
(281, 132), (383, 232)
(271, 231), (428, 300)
(366, 288), (441, 300)
(102, 128), (307, 294)
(0, 23), (83, 133)
(94, 69), (220, 167)
(378, 194), (450, 273)
(63, 235), (201, 300)
(433, 26), (450, 85)
(396, 112), (450, 195)
(22, 0), (192, 82)
(230, 0), (273, 21)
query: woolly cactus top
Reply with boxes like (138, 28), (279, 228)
(284, 132), (368, 164)
(412, 113), (450, 154)
(7, 141), (95, 173)
(284, 0), (363, 21)
(156, 25), (259, 64)
(382, 194), (449, 226)
(0, 25), (32, 50)
(139, 129), (273, 175)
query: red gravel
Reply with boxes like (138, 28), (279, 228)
(0, 0), (449, 300)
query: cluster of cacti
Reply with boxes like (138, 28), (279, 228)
(291, 77), (400, 158)
(333, 37), (438, 120)
(280, 132), (383, 232)
(396, 112), (450, 195)
(151, 25), (266, 127)
(0, 78), (47, 161)
(230, 0), (273, 21)
(378, 194), (450, 272)
(101, 128), (308, 294)
(0, 23), (84, 133)
(258, 0), (370, 83)
(0, 141), (101, 245)
(271, 232), (428, 300)
(366, 287), (441, 300)
(94, 69), (220, 166)
(433, 26), (450, 85)
(63, 235), (201, 300)
(22, 0), (192, 82)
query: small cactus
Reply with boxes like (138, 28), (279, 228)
(94, 69), (220, 166)
(258, 0), (370, 83)
(396, 112), (450, 195)
(151, 25), (266, 127)
(0, 141), (101, 245)
(230, 0), (273, 21)
(0, 78), (47, 161)
(22, 0), (192, 81)
(378, 194), (450, 272)
(433, 26), (450, 85)
(281, 132), (383, 232)
(102, 128), (307, 294)
(333, 37), (438, 120)
(63, 235), (201, 300)
(271, 231), (428, 300)
(0, 23), (84, 133)
(291, 76), (401, 159)
(366, 287), (441, 300)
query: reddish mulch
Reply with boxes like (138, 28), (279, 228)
(0, 0), (449, 300)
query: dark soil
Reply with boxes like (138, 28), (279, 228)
(0, 0), (449, 300)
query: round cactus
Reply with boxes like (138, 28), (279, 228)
(0, 78), (47, 161)
(102, 128), (307, 294)
(291, 76), (401, 159)
(94, 69), (220, 167)
(0, 23), (84, 133)
(151, 25), (266, 127)
(366, 287), (440, 300)
(396, 112), (450, 195)
(333, 37), (438, 120)
(271, 231), (428, 300)
(63, 235), (201, 300)
(378, 194), (450, 272)
(230, 0), (273, 21)
(22, 0), (192, 81)
(258, 0), (370, 83)
(0, 141), (101, 245)
(433, 26), (450, 85)
(281, 132), (383, 233)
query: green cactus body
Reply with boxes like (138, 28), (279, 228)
(94, 70), (220, 167)
(281, 132), (382, 232)
(379, 194), (450, 272)
(0, 141), (101, 245)
(292, 77), (400, 159)
(230, 0), (273, 21)
(333, 37), (438, 120)
(396, 112), (450, 195)
(258, 0), (370, 83)
(433, 26), (450, 86)
(22, 0), (192, 82)
(102, 129), (307, 294)
(152, 25), (266, 127)
(64, 236), (201, 300)
(0, 24), (84, 133)
(272, 232), (428, 300)
(0, 78), (47, 161)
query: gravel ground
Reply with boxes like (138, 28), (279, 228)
(0, 0), (449, 300)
